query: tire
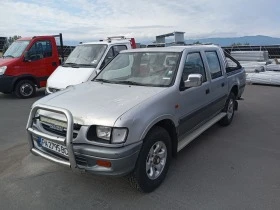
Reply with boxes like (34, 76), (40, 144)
(14, 80), (36, 99)
(219, 92), (236, 126)
(129, 126), (171, 193)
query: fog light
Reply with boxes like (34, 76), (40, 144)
(96, 159), (111, 168)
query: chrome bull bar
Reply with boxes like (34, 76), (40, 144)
(26, 104), (77, 169)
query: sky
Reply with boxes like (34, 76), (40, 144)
(0, 0), (280, 44)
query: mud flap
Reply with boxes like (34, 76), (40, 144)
(234, 100), (238, 111)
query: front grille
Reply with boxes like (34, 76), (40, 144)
(39, 117), (81, 139)
(41, 123), (79, 138)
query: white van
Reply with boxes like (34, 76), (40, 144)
(46, 37), (136, 94)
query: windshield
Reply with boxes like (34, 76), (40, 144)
(3, 41), (30, 58)
(94, 52), (180, 87)
(63, 44), (107, 67)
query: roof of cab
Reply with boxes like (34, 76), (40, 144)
(121, 45), (221, 53)
(80, 39), (131, 45)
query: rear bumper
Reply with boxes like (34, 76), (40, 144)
(0, 75), (14, 93)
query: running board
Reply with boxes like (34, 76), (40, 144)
(177, 113), (226, 152)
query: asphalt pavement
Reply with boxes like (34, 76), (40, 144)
(0, 85), (280, 210)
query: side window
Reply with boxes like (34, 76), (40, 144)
(205, 51), (222, 79)
(113, 45), (127, 56)
(100, 47), (114, 69)
(182, 52), (207, 82)
(28, 40), (52, 61)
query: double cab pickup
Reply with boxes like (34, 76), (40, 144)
(27, 45), (246, 192)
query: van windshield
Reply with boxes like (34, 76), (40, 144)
(95, 52), (180, 87)
(63, 44), (107, 67)
(3, 41), (30, 58)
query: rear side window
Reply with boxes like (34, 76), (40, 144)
(205, 51), (222, 79)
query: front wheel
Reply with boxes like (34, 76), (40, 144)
(14, 80), (36, 99)
(129, 126), (171, 192)
(219, 92), (236, 126)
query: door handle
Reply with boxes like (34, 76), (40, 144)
(52, 62), (57, 67)
(206, 89), (210, 94)
(221, 82), (225, 87)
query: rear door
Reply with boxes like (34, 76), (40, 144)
(204, 50), (228, 114)
(178, 51), (212, 136)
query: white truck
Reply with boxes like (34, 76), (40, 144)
(46, 36), (136, 94)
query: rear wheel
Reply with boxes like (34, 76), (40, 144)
(14, 80), (36, 99)
(219, 92), (236, 126)
(129, 126), (171, 192)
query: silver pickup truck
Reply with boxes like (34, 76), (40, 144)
(26, 45), (246, 192)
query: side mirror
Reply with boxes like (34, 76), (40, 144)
(184, 74), (203, 88)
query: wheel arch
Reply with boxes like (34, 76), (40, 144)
(230, 84), (238, 98)
(141, 116), (178, 157)
(12, 75), (39, 91)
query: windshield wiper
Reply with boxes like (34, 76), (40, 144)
(95, 78), (115, 83)
(78, 64), (94, 66)
(62, 62), (78, 67)
(3, 55), (14, 58)
(115, 80), (167, 87)
(113, 81), (144, 86)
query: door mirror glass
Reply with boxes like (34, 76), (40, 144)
(184, 74), (203, 88)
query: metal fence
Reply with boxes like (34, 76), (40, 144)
(222, 45), (280, 59)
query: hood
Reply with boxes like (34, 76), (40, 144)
(0, 57), (18, 66)
(35, 82), (166, 126)
(47, 65), (97, 89)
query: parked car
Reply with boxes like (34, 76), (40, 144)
(0, 34), (64, 98)
(46, 36), (136, 94)
(26, 45), (246, 192)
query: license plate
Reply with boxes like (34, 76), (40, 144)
(39, 138), (68, 157)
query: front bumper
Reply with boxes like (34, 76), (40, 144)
(0, 75), (14, 93)
(26, 104), (141, 176)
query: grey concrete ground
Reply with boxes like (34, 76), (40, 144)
(0, 85), (280, 210)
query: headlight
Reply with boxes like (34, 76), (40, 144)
(0, 66), (7, 75)
(96, 126), (112, 141)
(87, 125), (128, 144)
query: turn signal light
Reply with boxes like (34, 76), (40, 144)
(96, 160), (111, 168)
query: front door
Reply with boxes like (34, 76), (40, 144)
(24, 40), (55, 86)
(177, 51), (211, 137)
